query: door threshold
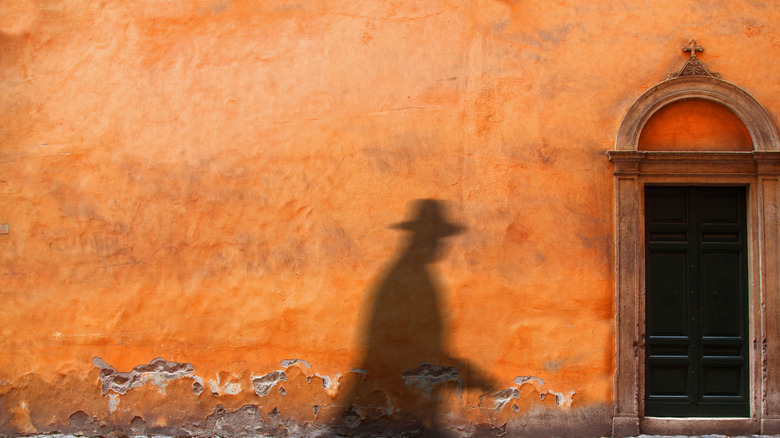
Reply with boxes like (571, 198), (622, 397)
(641, 416), (757, 436)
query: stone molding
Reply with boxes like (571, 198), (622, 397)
(615, 76), (780, 152)
(607, 150), (780, 177)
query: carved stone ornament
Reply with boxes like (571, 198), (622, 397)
(668, 40), (721, 79)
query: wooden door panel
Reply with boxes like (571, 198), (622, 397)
(645, 186), (749, 417)
(700, 193), (741, 224)
(701, 365), (743, 396)
(700, 251), (743, 337)
(647, 192), (688, 223)
(648, 364), (690, 396)
(647, 252), (689, 336)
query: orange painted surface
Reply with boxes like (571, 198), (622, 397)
(0, 0), (777, 435)
(639, 99), (753, 151)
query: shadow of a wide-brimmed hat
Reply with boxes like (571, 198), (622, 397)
(391, 199), (465, 237)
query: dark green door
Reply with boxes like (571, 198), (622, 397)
(644, 186), (749, 417)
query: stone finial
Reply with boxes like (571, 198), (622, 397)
(683, 39), (704, 59)
(668, 40), (720, 79)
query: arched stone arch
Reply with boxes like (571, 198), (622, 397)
(616, 75), (779, 152)
(608, 61), (780, 437)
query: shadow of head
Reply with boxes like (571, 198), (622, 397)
(392, 199), (465, 263)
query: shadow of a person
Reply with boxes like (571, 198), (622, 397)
(335, 199), (496, 437)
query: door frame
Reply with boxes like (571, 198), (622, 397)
(607, 74), (780, 437)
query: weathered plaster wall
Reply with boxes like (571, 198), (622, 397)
(1, 0), (778, 436)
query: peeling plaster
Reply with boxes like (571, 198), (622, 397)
(513, 375), (544, 386)
(93, 357), (199, 395)
(383, 391), (395, 416)
(107, 393), (119, 413)
(68, 410), (100, 435)
(130, 416), (147, 435)
(251, 370), (286, 397)
(402, 362), (461, 398)
(340, 405), (362, 429)
(13, 401), (35, 434)
(208, 374), (242, 395)
(93, 356), (340, 404)
(85, 356), (578, 435)
(193, 379), (204, 395)
(493, 388), (520, 411)
(280, 358), (310, 368)
(275, 359), (340, 397)
(314, 372), (340, 397)
(184, 404), (265, 437)
(267, 407), (280, 422)
(541, 389), (575, 407)
(493, 375), (573, 412)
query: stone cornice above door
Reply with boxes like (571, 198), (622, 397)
(606, 150), (780, 177)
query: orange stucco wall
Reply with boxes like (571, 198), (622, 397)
(1, 1), (778, 436)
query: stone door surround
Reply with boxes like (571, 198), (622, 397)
(607, 63), (780, 436)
